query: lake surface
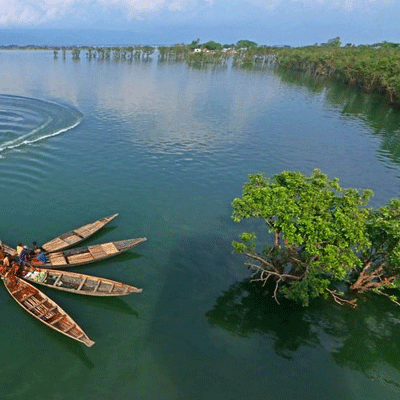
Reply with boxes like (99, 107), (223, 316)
(1, 50), (400, 400)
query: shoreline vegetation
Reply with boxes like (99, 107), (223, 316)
(1, 37), (400, 107)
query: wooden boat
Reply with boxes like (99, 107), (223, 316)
(3, 272), (94, 347)
(31, 238), (147, 269)
(42, 213), (119, 252)
(3, 244), (17, 257)
(21, 266), (142, 296)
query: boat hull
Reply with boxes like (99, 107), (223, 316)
(21, 266), (142, 296)
(42, 213), (119, 252)
(33, 238), (147, 269)
(3, 273), (94, 347)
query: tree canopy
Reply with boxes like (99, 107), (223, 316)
(188, 38), (201, 50)
(202, 41), (222, 51)
(232, 170), (400, 307)
(236, 40), (258, 49)
(323, 37), (342, 47)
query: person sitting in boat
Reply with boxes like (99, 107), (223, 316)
(1, 254), (11, 270)
(16, 242), (24, 257)
(19, 245), (29, 266)
(29, 242), (40, 257)
(36, 248), (47, 265)
(31, 241), (40, 256)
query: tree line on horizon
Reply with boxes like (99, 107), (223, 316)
(2, 37), (400, 106)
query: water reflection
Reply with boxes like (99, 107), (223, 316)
(82, 57), (153, 66)
(0, 52), (281, 155)
(43, 326), (95, 369)
(275, 69), (400, 166)
(186, 62), (228, 72)
(95, 60), (278, 155)
(6, 295), (95, 369)
(206, 280), (319, 359)
(53, 289), (140, 317)
(206, 279), (400, 376)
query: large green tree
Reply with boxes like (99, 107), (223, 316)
(232, 170), (374, 306)
(233, 169), (400, 307)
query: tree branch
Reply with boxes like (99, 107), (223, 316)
(326, 288), (357, 307)
(273, 277), (283, 304)
(246, 262), (302, 305)
(376, 291), (400, 307)
(274, 231), (281, 249)
(243, 251), (278, 272)
(245, 262), (300, 281)
(350, 261), (383, 290)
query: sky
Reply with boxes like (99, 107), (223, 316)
(0, 0), (399, 46)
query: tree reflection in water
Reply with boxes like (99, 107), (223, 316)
(275, 69), (400, 166)
(206, 279), (400, 375)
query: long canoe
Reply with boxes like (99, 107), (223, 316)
(31, 238), (147, 269)
(3, 273), (94, 347)
(21, 266), (142, 296)
(42, 213), (119, 252)
(3, 244), (17, 257)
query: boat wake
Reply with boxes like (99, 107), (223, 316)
(0, 94), (83, 156)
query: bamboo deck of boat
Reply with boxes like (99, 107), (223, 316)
(3, 274), (94, 347)
(32, 238), (147, 269)
(42, 213), (119, 252)
(21, 266), (142, 296)
(3, 244), (17, 257)
(1, 213), (147, 347)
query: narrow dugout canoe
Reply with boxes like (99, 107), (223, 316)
(21, 266), (142, 296)
(42, 213), (119, 253)
(3, 273), (94, 347)
(31, 238), (147, 269)
(3, 244), (17, 257)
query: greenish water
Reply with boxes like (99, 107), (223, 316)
(1, 51), (400, 399)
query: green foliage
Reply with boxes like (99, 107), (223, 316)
(236, 40), (258, 49)
(202, 41), (222, 51)
(71, 47), (81, 59)
(271, 45), (400, 106)
(232, 169), (373, 305)
(325, 37), (341, 47)
(367, 198), (400, 271)
(142, 46), (155, 57)
(188, 38), (201, 50)
(349, 198), (400, 294)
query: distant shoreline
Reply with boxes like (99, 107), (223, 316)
(2, 40), (399, 108)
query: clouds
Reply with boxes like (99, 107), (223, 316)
(0, 0), (210, 26)
(0, 0), (396, 30)
(0, 1), (74, 25)
(293, 0), (394, 12)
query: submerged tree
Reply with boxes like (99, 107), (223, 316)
(71, 47), (81, 60)
(232, 170), (372, 306)
(232, 169), (400, 307)
(350, 198), (400, 303)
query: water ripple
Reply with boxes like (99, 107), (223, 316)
(0, 94), (83, 156)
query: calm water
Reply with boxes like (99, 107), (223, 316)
(1, 51), (400, 400)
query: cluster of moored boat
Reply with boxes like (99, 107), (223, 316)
(0, 214), (146, 347)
